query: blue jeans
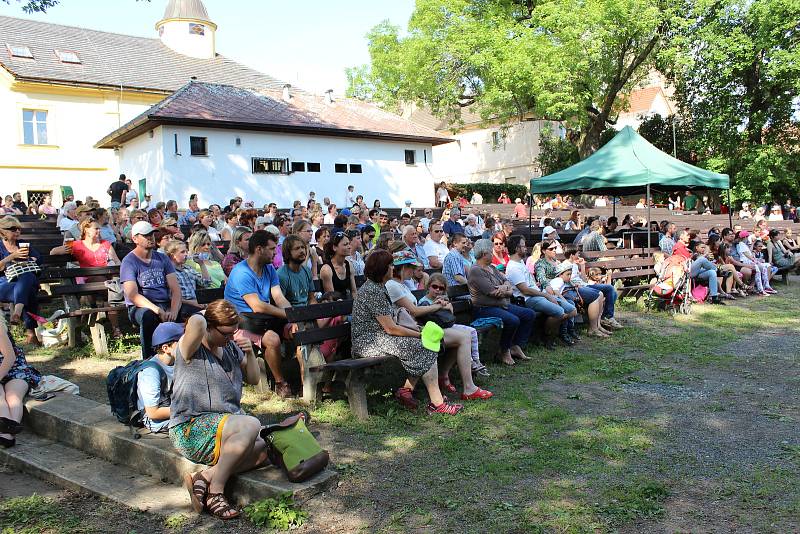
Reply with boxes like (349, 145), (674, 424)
(524, 295), (571, 317)
(691, 257), (718, 297)
(473, 304), (535, 350)
(591, 283), (618, 318)
(0, 272), (40, 330)
(128, 303), (201, 359)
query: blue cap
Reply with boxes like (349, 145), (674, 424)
(152, 322), (184, 347)
(341, 208), (352, 216)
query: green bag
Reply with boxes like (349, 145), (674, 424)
(260, 412), (329, 483)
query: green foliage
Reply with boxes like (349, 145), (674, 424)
(0, 494), (81, 533)
(595, 479), (669, 525)
(243, 493), (308, 531)
(444, 182), (529, 202)
(0, 0), (150, 13)
(354, 0), (676, 158)
(663, 0), (800, 204)
(344, 65), (375, 101)
(537, 131), (579, 176)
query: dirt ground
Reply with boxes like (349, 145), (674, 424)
(4, 282), (800, 533)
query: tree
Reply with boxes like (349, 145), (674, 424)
(352, 0), (678, 158)
(636, 114), (697, 164)
(1, 0), (149, 13)
(662, 0), (800, 203)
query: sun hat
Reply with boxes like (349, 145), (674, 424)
(255, 216), (269, 226)
(151, 322), (184, 347)
(421, 321), (444, 352)
(75, 204), (94, 215)
(131, 221), (156, 236)
(555, 261), (573, 276)
(392, 249), (421, 267)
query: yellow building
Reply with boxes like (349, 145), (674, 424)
(0, 0), (288, 206)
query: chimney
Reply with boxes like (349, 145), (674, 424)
(324, 89), (334, 104)
(282, 84), (292, 102)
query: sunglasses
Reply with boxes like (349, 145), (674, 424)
(432, 229), (443, 233)
(493, 241), (504, 245)
(4, 226), (21, 232)
(430, 284), (445, 291)
(214, 326), (239, 339)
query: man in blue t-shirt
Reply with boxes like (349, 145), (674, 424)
(121, 221), (186, 359)
(224, 230), (294, 398)
(136, 322), (180, 432)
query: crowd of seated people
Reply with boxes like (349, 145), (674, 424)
(2, 185), (800, 518)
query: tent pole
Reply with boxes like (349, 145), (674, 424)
(727, 189), (733, 229)
(646, 184), (652, 249)
(528, 192), (532, 241)
(613, 197), (616, 219)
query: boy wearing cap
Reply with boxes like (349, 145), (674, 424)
(136, 322), (181, 432)
(121, 221), (184, 359)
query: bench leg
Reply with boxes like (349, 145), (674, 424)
(64, 296), (81, 348)
(345, 369), (369, 420)
(252, 358), (270, 394)
(302, 346), (325, 405)
(87, 312), (109, 357)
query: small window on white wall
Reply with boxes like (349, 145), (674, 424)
(404, 150), (416, 165)
(22, 109), (48, 145)
(190, 136), (208, 156)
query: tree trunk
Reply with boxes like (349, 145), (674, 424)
(578, 113), (608, 159)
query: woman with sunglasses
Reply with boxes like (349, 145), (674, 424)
(420, 273), (489, 377)
(320, 232), (357, 297)
(387, 251), (492, 399)
(186, 231), (226, 289)
(51, 218), (123, 336)
(0, 217), (43, 345)
(171, 300), (265, 520)
(491, 232), (509, 270)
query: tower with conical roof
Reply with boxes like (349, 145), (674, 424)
(155, 0), (217, 59)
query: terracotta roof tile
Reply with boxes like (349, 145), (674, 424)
(96, 82), (453, 148)
(0, 15), (287, 92)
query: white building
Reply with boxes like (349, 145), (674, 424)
(615, 85), (676, 130)
(96, 82), (449, 208)
(401, 103), (553, 186)
(1, 0), (442, 208)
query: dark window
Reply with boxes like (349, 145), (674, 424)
(190, 136), (207, 156)
(252, 157), (288, 174)
(307, 162), (321, 172)
(404, 150), (416, 165)
(291, 161), (306, 172)
(349, 164), (362, 173)
(335, 163), (348, 173)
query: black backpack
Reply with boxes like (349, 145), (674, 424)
(106, 360), (169, 430)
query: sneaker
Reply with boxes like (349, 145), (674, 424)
(472, 364), (491, 377)
(764, 288), (777, 294)
(603, 318), (624, 329)
(568, 329), (582, 341)
(559, 334), (576, 346)
(426, 401), (463, 415)
(710, 296), (726, 305)
(394, 387), (419, 411)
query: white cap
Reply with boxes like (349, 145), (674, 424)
(131, 221), (156, 236)
(255, 216), (268, 226)
(515, 198), (522, 203)
(542, 225), (558, 238)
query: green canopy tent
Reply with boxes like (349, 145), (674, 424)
(529, 126), (731, 245)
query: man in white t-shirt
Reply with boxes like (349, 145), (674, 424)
(423, 222), (449, 269)
(505, 235), (575, 348)
(345, 186), (355, 207)
(136, 322), (180, 432)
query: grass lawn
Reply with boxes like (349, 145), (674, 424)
(12, 282), (800, 532)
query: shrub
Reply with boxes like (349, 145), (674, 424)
(243, 493), (308, 530)
(438, 182), (529, 203)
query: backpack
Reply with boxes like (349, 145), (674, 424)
(106, 360), (169, 429)
(260, 412), (329, 483)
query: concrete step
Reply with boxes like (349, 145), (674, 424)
(23, 394), (337, 506)
(0, 432), (188, 516)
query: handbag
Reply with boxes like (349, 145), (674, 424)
(260, 412), (329, 483)
(104, 277), (125, 304)
(4, 260), (41, 281)
(394, 307), (420, 331)
(425, 309), (456, 329)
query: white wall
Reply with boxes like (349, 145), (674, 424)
(157, 20), (215, 60)
(117, 126), (439, 208)
(432, 121), (546, 185)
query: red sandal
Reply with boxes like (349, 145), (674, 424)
(461, 387), (493, 400)
(438, 376), (457, 394)
(394, 387), (419, 411)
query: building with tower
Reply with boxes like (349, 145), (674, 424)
(0, 0), (445, 207)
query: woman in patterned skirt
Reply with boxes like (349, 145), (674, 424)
(351, 250), (462, 415)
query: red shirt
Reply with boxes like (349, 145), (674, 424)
(71, 240), (111, 268)
(672, 241), (692, 260)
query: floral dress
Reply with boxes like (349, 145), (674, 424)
(1, 335), (41, 388)
(350, 279), (437, 377)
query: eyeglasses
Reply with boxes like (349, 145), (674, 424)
(430, 284), (445, 291)
(214, 326), (239, 339)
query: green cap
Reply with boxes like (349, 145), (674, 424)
(421, 321), (444, 352)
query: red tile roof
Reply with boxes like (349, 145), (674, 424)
(96, 82), (453, 148)
(620, 86), (674, 116)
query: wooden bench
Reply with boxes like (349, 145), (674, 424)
(582, 247), (659, 297)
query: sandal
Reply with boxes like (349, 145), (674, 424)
(183, 471), (209, 514)
(394, 387), (419, 411)
(461, 387), (494, 400)
(205, 492), (240, 520)
(438, 377), (457, 394)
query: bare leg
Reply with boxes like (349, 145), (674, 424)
(420, 365), (444, 405)
(203, 415), (262, 494)
(260, 331), (285, 383)
(0, 380), (27, 440)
